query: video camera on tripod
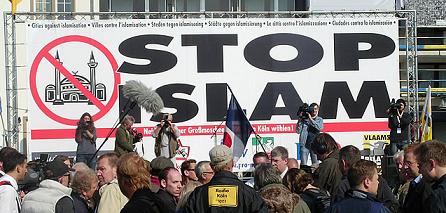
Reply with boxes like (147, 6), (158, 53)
(297, 103), (314, 119)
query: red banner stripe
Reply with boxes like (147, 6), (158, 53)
(31, 121), (389, 140)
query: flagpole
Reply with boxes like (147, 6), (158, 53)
(226, 84), (268, 156)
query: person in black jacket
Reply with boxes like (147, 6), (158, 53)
(401, 144), (432, 213)
(414, 140), (446, 213)
(388, 99), (412, 155)
(333, 145), (399, 212)
(156, 167), (183, 213)
(283, 168), (330, 213)
(185, 145), (267, 213)
(310, 133), (342, 195)
(117, 153), (166, 213)
(327, 160), (391, 213)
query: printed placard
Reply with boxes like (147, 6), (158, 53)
(208, 185), (238, 207)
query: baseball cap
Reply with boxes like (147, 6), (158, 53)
(44, 159), (73, 179)
(150, 157), (174, 176)
(209, 145), (233, 166)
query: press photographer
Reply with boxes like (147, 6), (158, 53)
(75, 112), (97, 169)
(387, 98), (412, 155)
(152, 113), (180, 165)
(296, 103), (324, 166)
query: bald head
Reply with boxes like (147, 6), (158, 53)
(287, 158), (299, 169)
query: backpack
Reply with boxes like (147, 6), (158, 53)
(301, 188), (331, 213)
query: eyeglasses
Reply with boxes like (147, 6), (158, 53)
(187, 169), (195, 171)
(203, 171), (214, 175)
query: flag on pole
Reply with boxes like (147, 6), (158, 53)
(9, 0), (22, 15)
(421, 85), (432, 142)
(223, 94), (254, 162)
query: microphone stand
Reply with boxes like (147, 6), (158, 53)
(87, 99), (137, 165)
(210, 119), (226, 146)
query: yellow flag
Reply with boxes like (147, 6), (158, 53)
(421, 85), (432, 142)
(9, 0), (22, 15)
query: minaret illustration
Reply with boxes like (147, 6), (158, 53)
(45, 51), (106, 104)
(88, 51), (98, 105)
(53, 51), (64, 105)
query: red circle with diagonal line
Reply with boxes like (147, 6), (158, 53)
(30, 35), (120, 126)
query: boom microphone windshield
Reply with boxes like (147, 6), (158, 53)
(122, 80), (164, 115)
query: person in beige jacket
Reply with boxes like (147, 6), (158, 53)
(96, 153), (128, 213)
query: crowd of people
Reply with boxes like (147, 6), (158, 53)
(1, 106), (445, 212)
(1, 133), (446, 212)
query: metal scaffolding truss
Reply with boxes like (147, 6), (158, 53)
(3, 11), (418, 148)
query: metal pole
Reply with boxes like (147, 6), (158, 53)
(0, 113), (8, 147)
(4, 13), (19, 149)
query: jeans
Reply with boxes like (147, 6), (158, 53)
(76, 154), (97, 170)
(300, 146), (318, 166)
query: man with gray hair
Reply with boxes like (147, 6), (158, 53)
(255, 163), (310, 213)
(271, 146), (289, 178)
(114, 115), (135, 156)
(185, 145), (267, 212)
(195, 161), (214, 185)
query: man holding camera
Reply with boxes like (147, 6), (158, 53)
(297, 103), (324, 166)
(152, 113), (180, 165)
(114, 115), (136, 157)
(388, 99), (412, 155)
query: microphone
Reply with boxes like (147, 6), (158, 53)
(122, 80), (164, 115)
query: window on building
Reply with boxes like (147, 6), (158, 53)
(34, 0), (73, 12)
(241, 0), (272, 11)
(206, 0), (230, 11)
(57, 0), (73, 12)
(239, 0), (294, 12)
(100, 0), (145, 12)
(278, 0), (294, 11)
(176, 0), (200, 12)
(148, 0), (174, 12)
(438, 64), (446, 88)
(418, 64), (436, 89)
(35, 0), (52, 12)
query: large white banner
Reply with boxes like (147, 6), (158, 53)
(27, 18), (399, 171)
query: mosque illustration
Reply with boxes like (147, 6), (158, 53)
(45, 51), (106, 105)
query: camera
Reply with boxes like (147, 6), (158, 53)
(162, 121), (170, 128)
(18, 154), (49, 193)
(162, 114), (171, 128)
(80, 121), (89, 129)
(132, 128), (143, 143)
(297, 103), (313, 119)
(389, 98), (402, 115)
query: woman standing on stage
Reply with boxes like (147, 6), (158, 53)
(75, 112), (97, 169)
